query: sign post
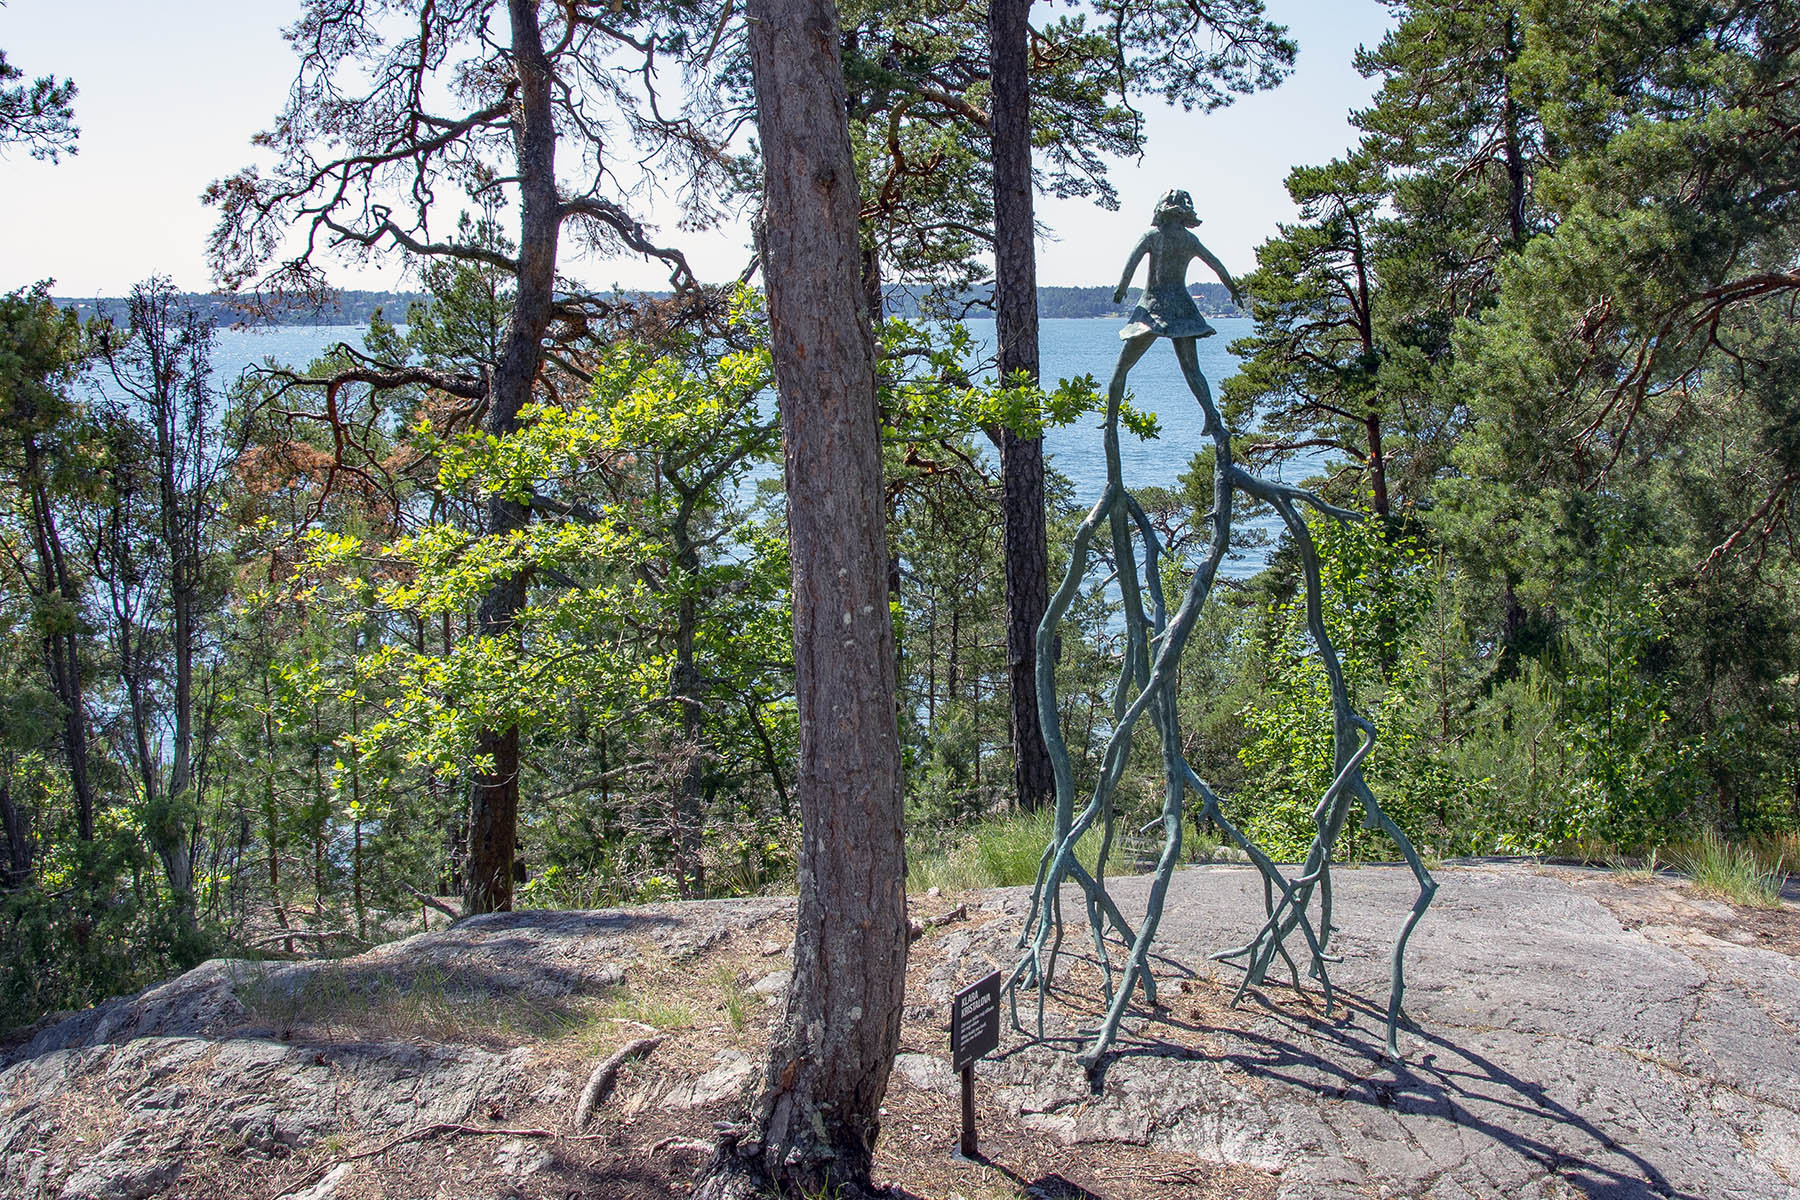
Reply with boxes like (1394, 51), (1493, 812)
(949, 971), (1001, 1158)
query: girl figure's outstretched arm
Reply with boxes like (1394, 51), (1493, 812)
(1113, 233), (1155, 304)
(1195, 239), (1244, 307)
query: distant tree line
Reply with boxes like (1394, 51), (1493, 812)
(55, 290), (433, 329)
(53, 283), (1245, 330)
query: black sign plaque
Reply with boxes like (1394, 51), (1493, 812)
(950, 971), (1001, 1072)
(949, 970), (1001, 1158)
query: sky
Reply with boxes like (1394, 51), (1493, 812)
(0, 0), (1392, 297)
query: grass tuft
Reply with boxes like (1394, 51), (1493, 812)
(1611, 847), (1660, 883)
(905, 807), (1211, 894)
(1673, 831), (1785, 909)
(601, 986), (696, 1030)
(711, 966), (749, 1033)
(907, 808), (1065, 894)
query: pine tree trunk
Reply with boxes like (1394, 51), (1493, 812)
(1366, 410), (1390, 519)
(989, 0), (1055, 812)
(462, 0), (560, 916)
(672, 569), (707, 897)
(697, 0), (906, 1192)
(1501, 8), (1527, 246)
(0, 763), (31, 888)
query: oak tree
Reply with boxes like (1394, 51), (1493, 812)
(208, 0), (709, 914)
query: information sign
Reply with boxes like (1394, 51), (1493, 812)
(949, 971), (1002, 1159)
(951, 971), (1001, 1071)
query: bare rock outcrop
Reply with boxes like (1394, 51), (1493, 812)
(4, 868), (1799, 1199)
(0, 898), (789, 1200)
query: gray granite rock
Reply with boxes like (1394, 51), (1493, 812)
(0, 899), (793, 1199)
(959, 863), (1800, 1199)
(8, 870), (1797, 1200)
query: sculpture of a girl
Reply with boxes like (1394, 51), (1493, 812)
(1109, 188), (1243, 428)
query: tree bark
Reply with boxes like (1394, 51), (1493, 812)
(144, 289), (209, 936)
(1365, 410), (1390, 519)
(463, 0), (561, 916)
(1500, 8), (1527, 247)
(698, 0), (907, 1192)
(988, 0), (1055, 812)
(22, 434), (95, 841)
(0, 762), (31, 889)
(671, 534), (707, 898)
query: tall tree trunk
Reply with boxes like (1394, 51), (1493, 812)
(1345, 207), (1388, 521)
(857, 191), (908, 711)
(121, 606), (192, 913)
(463, 0), (561, 916)
(1366, 410), (1390, 519)
(465, 576), (525, 914)
(1500, 8), (1527, 247)
(0, 761), (31, 889)
(23, 435), (95, 841)
(260, 663), (294, 953)
(671, 548), (707, 897)
(861, 241), (884, 331)
(988, 0), (1055, 812)
(350, 660), (365, 940)
(154, 299), (204, 937)
(699, 0), (906, 1192)
(434, 610), (461, 896)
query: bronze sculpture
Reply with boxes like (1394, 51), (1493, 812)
(1011, 190), (1437, 1072)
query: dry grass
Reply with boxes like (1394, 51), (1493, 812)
(906, 809), (1250, 897)
(1611, 847), (1661, 883)
(1564, 832), (1796, 909)
(229, 959), (604, 1048)
(1671, 831), (1788, 909)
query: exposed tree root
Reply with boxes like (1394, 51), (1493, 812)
(908, 903), (969, 942)
(573, 1035), (664, 1130)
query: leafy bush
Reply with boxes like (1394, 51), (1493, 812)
(0, 799), (208, 1033)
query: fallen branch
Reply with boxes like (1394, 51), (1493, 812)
(573, 1036), (664, 1130)
(275, 1123), (554, 1198)
(243, 928), (370, 948)
(907, 903), (969, 943)
(401, 881), (461, 923)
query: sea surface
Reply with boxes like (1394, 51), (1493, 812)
(209, 316), (1320, 578)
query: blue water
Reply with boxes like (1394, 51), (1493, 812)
(966, 316), (1252, 494)
(210, 317), (1312, 577)
(963, 316), (1314, 579)
(212, 325), (371, 379)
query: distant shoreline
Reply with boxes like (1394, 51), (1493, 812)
(56, 284), (1246, 330)
(53, 290), (432, 329)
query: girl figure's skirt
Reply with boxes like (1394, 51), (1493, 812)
(1120, 293), (1215, 340)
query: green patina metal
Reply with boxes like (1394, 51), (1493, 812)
(1009, 190), (1437, 1072)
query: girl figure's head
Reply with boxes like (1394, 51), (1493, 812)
(1153, 189), (1200, 228)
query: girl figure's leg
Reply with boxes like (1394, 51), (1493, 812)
(1108, 333), (1156, 414)
(1172, 335), (1225, 436)
(1106, 332), (1157, 483)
